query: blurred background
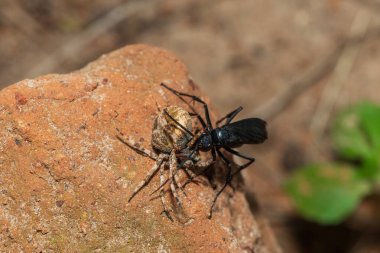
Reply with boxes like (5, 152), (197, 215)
(2, 0), (380, 252)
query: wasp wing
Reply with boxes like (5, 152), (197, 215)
(223, 118), (268, 146)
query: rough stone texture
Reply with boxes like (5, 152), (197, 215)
(0, 44), (279, 252)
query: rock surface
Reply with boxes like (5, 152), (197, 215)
(0, 44), (279, 252)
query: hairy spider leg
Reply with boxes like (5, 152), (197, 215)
(117, 117), (207, 219)
(150, 176), (170, 196)
(128, 153), (167, 202)
(169, 150), (184, 208)
(155, 159), (217, 202)
(118, 131), (191, 219)
(168, 149), (188, 198)
(215, 106), (243, 127)
(179, 148), (196, 167)
(150, 152), (216, 197)
(182, 148), (216, 188)
(116, 130), (172, 204)
(116, 130), (157, 160)
(117, 133), (183, 204)
(119, 130), (198, 208)
(159, 167), (174, 221)
(149, 160), (200, 196)
(181, 160), (199, 181)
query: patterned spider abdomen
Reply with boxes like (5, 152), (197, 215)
(152, 106), (193, 153)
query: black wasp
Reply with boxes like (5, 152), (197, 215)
(161, 83), (268, 218)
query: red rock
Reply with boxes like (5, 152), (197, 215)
(0, 44), (279, 252)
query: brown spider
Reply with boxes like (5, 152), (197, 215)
(116, 105), (212, 219)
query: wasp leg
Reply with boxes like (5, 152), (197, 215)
(208, 149), (233, 219)
(207, 147), (255, 219)
(128, 153), (167, 202)
(223, 147), (255, 177)
(161, 83), (212, 130)
(163, 109), (194, 137)
(215, 106), (243, 127)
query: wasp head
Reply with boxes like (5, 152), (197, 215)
(194, 132), (213, 152)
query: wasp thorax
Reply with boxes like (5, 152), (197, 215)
(151, 106), (193, 153)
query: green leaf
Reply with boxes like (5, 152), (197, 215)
(332, 102), (380, 180)
(358, 103), (380, 151)
(285, 164), (370, 225)
(359, 154), (380, 180)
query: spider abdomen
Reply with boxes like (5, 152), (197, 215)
(152, 105), (193, 153)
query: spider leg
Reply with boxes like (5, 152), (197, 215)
(169, 151), (183, 208)
(151, 150), (215, 195)
(161, 83), (212, 130)
(116, 129), (157, 160)
(208, 149), (233, 219)
(152, 171), (187, 196)
(215, 106), (243, 127)
(198, 148), (216, 169)
(128, 154), (167, 202)
(152, 160), (204, 193)
(150, 177), (170, 196)
(182, 148), (216, 188)
(182, 160), (198, 180)
(170, 151), (187, 197)
(149, 160), (197, 196)
(159, 164), (174, 221)
(174, 173), (187, 197)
